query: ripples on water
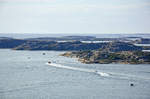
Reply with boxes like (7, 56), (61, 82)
(0, 49), (150, 99)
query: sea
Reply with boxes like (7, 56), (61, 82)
(0, 49), (150, 99)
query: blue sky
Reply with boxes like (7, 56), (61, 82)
(0, 0), (150, 33)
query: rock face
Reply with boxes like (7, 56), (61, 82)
(61, 50), (150, 64)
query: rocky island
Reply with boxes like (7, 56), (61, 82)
(1, 35), (150, 64)
(61, 50), (150, 64)
(61, 42), (150, 64)
(0, 36), (150, 51)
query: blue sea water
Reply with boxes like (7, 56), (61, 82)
(0, 49), (150, 99)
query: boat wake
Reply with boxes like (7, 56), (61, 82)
(46, 63), (110, 77)
(46, 63), (150, 81)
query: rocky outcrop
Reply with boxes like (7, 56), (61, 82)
(61, 50), (150, 64)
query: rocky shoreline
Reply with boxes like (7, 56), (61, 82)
(61, 51), (150, 64)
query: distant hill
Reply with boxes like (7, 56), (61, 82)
(26, 36), (96, 41)
(0, 36), (149, 51)
(13, 41), (107, 51)
(0, 37), (13, 40)
(0, 38), (26, 48)
(99, 42), (142, 52)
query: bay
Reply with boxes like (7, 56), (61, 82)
(0, 49), (150, 99)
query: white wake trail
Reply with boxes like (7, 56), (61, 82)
(46, 63), (110, 77)
(46, 63), (150, 81)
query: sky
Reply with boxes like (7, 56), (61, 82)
(0, 0), (150, 34)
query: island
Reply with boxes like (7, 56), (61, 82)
(0, 36), (150, 51)
(61, 50), (150, 64)
(60, 41), (150, 64)
(0, 35), (150, 64)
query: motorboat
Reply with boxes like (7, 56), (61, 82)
(130, 83), (134, 86)
(48, 61), (51, 64)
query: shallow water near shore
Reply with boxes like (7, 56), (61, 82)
(0, 49), (150, 99)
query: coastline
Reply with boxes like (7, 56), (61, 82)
(60, 51), (150, 64)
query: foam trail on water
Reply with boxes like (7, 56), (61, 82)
(46, 63), (150, 81)
(46, 63), (94, 73)
(97, 72), (110, 77)
(46, 63), (110, 77)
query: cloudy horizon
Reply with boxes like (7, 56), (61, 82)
(0, 0), (150, 34)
